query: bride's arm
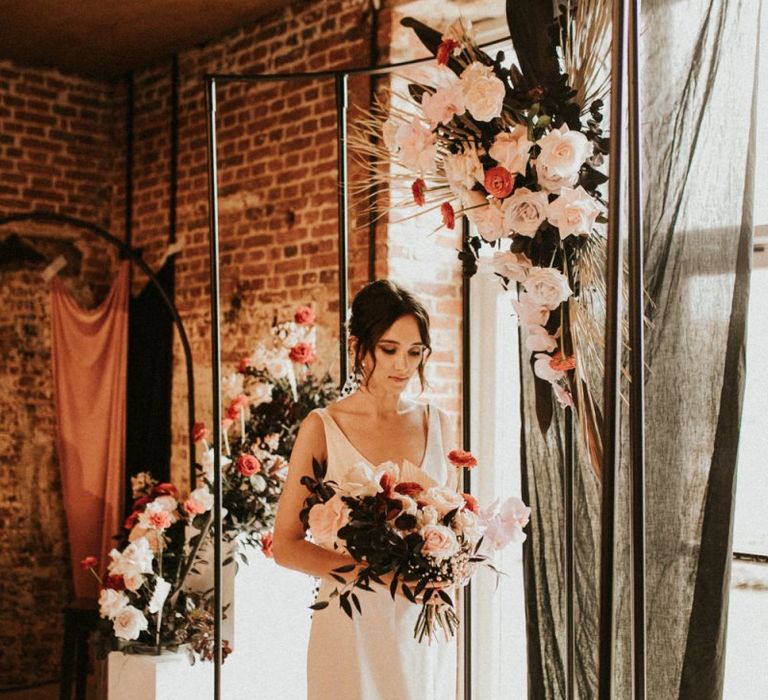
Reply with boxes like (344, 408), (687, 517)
(272, 412), (358, 581)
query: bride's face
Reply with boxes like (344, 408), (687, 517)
(362, 314), (427, 392)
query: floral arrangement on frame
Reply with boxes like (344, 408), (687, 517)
(350, 4), (614, 474)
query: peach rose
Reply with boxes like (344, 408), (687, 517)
(421, 82), (465, 127)
(289, 342), (316, 364)
(420, 524), (460, 560)
(308, 495), (351, 550)
(489, 125), (532, 176)
(522, 267), (572, 310)
(501, 187), (549, 237)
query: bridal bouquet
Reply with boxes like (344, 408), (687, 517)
(196, 305), (338, 554)
(86, 472), (229, 663)
(301, 450), (530, 642)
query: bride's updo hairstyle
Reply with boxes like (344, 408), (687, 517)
(349, 279), (432, 390)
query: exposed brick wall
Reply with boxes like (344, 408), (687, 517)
(0, 62), (122, 688)
(0, 0), (470, 688)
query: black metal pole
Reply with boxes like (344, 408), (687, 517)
(565, 409), (575, 699)
(205, 76), (223, 699)
(600, 0), (628, 697)
(461, 217), (472, 700)
(627, 0), (646, 697)
(336, 73), (349, 382)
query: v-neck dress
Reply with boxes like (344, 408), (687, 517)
(306, 403), (457, 700)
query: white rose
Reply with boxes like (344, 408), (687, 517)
(422, 486), (465, 516)
(421, 82), (465, 127)
(395, 116), (437, 174)
(511, 292), (550, 327)
(525, 325), (558, 353)
(98, 588), (129, 619)
(148, 577), (171, 614)
(221, 372), (244, 403)
(501, 187), (549, 237)
(123, 572), (144, 592)
(452, 509), (484, 543)
(108, 537), (154, 576)
(546, 186), (601, 239)
(535, 161), (578, 194)
(460, 62), (506, 122)
(153, 495), (178, 512)
(249, 344), (270, 371)
(267, 359), (289, 379)
(492, 251), (531, 283)
(339, 462), (379, 498)
(489, 125), (532, 175)
(201, 449), (231, 480)
(522, 267), (572, 310)
(189, 486), (214, 512)
(443, 146), (485, 192)
(464, 193), (507, 241)
(536, 125), (592, 180)
(112, 605), (149, 641)
(251, 473), (267, 492)
(420, 524), (460, 561)
(533, 352), (565, 383)
(417, 505), (439, 527)
(250, 381), (274, 406)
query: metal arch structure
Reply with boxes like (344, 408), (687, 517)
(203, 17), (647, 700)
(0, 211), (198, 491)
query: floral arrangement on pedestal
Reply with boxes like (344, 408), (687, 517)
(350, 8), (612, 473)
(193, 305), (338, 556)
(86, 472), (229, 663)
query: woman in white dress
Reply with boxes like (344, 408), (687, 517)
(273, 280), (457, 699)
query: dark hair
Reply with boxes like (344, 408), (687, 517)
(349, 279), (432, 390)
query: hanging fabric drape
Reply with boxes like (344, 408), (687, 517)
(51, 262), (130, 599)
(125, 258), (174, 515)
(519, 1), (761, 697)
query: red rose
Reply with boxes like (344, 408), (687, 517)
(394, 482), (424, 497)
(447, 449), (478, 469)
(294, 306), (316, 325)
(484, 166), (515, 199)
(238, 357), (251, 373)
(152, 483), (178, 497)
(105, 574), (126, 591)
(289, 342), (316, 364)
(80, 556), (97, 570)
(441, 202), (455, 230)
(260, 532), (274, 558)
(462, 493), (479, 513)
(132, 496), (151, 511)
(436, 38), (459, 66)
(549, 352), (576, 372)
(192, 421), (208, 443)
(226, 394), (250, 420)
(237, 453), (262, 477)
(411, 178), (426, 206)
(124, 510), (140, 530)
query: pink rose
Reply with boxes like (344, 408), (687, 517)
(525, 326), (558, 353)
(184, 498), (206, 515)
(421, 82), (465, 128)
(294, 306), (316, 325)
(308, 495), (350, 550)
(522, 267), (572, 310)
(147, 510), (172, 531)
(395, 116), (437, 174)
(501, 187), (549, 237)
(289, 342), (316, 364)
(493, 251), (532, 283)
(484, 496), (531, 550)
(420, 524), (460, 561)
(546, 186), (601, 239)
(511, 293), (550, 327)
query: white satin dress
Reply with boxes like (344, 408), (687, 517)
(307, 404), (457, 700)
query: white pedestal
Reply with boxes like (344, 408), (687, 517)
(108, 650), (212, 700)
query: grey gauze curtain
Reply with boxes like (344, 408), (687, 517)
(520, 1), (761, 698)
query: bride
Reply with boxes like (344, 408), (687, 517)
(273, 279), (458, 699)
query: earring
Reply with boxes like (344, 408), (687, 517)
(339, 369), (360, 398)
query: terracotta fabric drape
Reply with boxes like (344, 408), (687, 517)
(51, 262), (129, 599)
